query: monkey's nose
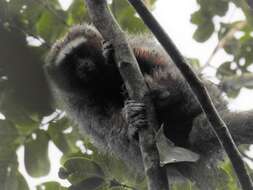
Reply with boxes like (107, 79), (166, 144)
(158, 91), (170, 100)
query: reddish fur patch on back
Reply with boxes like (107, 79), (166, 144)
(133, 48), (165, 65)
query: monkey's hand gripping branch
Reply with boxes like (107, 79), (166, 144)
(123, 100), (148, 141)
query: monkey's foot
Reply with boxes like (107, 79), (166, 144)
(102, 40), (115, 65)
(123, 100), (148, 140)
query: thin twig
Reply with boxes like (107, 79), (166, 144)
(127, 1), (253, 190)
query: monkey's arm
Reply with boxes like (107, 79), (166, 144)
(190, 110), (253, 151)
(222, 111), (253, 145)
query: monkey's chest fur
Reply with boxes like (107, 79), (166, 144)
(75, 57), (223, 149)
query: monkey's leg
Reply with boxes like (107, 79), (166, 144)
(123, 100), (148, 140)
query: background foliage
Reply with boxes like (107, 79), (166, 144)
(0, 0), (253, 189)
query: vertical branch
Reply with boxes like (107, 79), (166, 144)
(127, 0), (253, 190)
(83, 0), (169, 190)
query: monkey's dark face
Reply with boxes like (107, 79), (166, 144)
(62, 42), (125, 110)
(67, 43), (105, 85)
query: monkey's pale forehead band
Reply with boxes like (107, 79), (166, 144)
(55, 37), (88, 66)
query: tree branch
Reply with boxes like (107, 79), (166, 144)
(126, 0), (253, 189)
(219, 73), (253, 92)
(83, 0), (169, 190)
(190, 111), (253, 147)
(225, 111), (253, 145)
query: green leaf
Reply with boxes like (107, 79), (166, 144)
(82, 146), (146, 189)
(191, 0), (229, 42)
(4, 0), (24, 16)
(195, 0), (229, 16)
(191, 8), (214, 42)
(223, 86), (240, 98)
(20, 1), (45, 29)
(0, 149), (17, 164)
(211, 0), (229, 16)
(218, 160), (240, 190)
(0, 120), (19, 147)
(217, 62), (237, 79)
(0, 27), (53, 117)
(239, 38), (253, 67)
(111, 0), (147, 33)
(62, 157), (105, 184)
(24, 130), (50, 177)
(66, 0), (89, 25)
(0, 120), (19, 167)
(16, 172), (30, 190)
(60, 152), (86, 165)
(36, 10), (66, 43)
(171, 179), (195, 190)
(69, 177), (105, 190)
(193, 21), (214, 42)
(155, 126), (199, 166)
(191, 9), (209, 25)
(15, 116), (38, 137)
(0, 89), (39, 132)
(48, 118), (80, 154)
(36, 182), (68, 190)
(0, 162), (29, 190)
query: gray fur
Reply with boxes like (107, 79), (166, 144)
(45, 24), (243, 188)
